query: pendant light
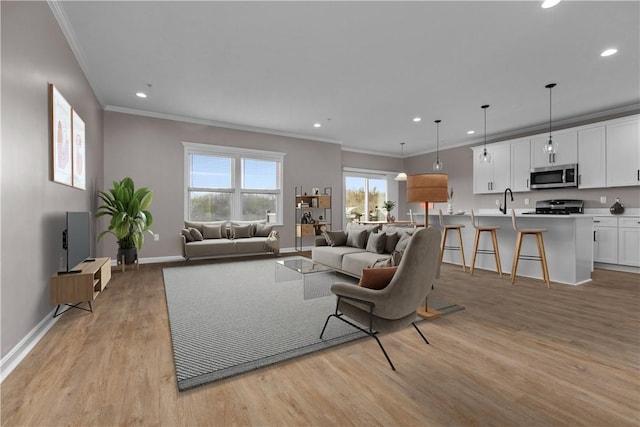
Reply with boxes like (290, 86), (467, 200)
(542, 83), (558, 155)
(479, 105), (491, 164)
(432, 119), (444, 171)
(394, 142), (407, 181)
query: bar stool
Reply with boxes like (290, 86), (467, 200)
(438, 210), (466, 272)
(469, 210), (503, 278)
(510, 210), (551, 288)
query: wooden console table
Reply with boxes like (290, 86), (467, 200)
(50, 257), (111, 317)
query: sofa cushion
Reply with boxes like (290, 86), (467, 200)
(231, 224), (252, 239)
(185, 220), (227, 234)
(255, 223), (273, 237)
(346, 228), (367, 249)
(181, 228), (195, 242)
(189, 227), (204, 241)
(359, 267), (397, 290)
(384, 232), (400, 253)
(203, 224), (224, 239)
(184, 239), (235, 257)
(366, 232), (386, 254)
(323, 230), (347, 247)
(369, 250), (404, 268)
(234, 237), (270, 253)
(342, 251), (390, 277)
(312, 246), (363, 271)
(395, 232), (413, 251)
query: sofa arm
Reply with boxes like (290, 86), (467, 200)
(180, 233), (187, 258)
(314, 236), (328, 247)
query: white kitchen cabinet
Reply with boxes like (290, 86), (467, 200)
(530, 130), (578, 168)
(593, 217), (618, 264)
(577, 126), (606, 188)
(618, 217), (640, 267)
(510, 138), (531, 192)
(472, 144), (511, 194)
(606, 118), (640, 187)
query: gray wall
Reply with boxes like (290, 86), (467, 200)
(1, 2), (104, 357)
(101, 111), (343, 258)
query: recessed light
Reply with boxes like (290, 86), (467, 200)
(136, 92), (147, 98)
(467, 130), (475, 135)
(413, 117), (422, 122)
(541, 0), (561, 9)
(601, 48), (618, 57)
(313, 123), (321, 128)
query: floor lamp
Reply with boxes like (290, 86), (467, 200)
(407, 173), (449, 319)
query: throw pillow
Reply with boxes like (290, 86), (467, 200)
(189, 227), (204, 241)
(384, 232), (400, 253)
(346, 228), (367, 249)
(255, 223), (273, 237)
(395, 232), (413, 251)
(366, 232), (386, 254)
(202, 224), (223, 239)
(181, 228), (194, 242)
(369, 249), (404, 268)
(359, 267), (398, 290)
(322, 230), (347, 247)
(231, 224), (252, 239)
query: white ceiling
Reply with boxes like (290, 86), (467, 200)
(55, 1), (639, 157)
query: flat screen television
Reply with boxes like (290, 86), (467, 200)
(61, 211), (92, 274)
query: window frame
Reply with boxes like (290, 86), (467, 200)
(183, 142), (285, 224)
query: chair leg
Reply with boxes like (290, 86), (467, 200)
(372, 335), (396, 371)
(491, 229), (503, 278)
(456, 228), (466, 272)
(412, 322), (430, 345)
(536, 233), (551, 288)
(470, 230), (481, 275)
(511, 232), (523, 284)
(439, 228), (448, 265)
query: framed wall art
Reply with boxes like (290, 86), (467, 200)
(72, 109), (86, 190)
(50, 84), (73, 186)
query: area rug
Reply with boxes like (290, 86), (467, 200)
(162, 257), (463, 391)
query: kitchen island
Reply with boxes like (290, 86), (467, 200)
(431, 210), (593, 285)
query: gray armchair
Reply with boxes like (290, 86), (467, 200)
(320, 227), (442, 370)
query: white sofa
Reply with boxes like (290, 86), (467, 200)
(181, 220), (279, 260)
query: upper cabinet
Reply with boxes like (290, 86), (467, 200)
(577, 126), (606, 189)
(510, 138), (531, 192)
(530, 130), (578, 168)
(471, 144), (511, 194)
(606, 118), (640, 187)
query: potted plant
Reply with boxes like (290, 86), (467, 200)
(382, 200), (396, 222)
(97, 177), (153, 264)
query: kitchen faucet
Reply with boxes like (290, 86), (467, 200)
(499, 188), (513, 214)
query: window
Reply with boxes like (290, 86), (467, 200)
(184, 142), (284, 223)
(344, 169), (397, 225)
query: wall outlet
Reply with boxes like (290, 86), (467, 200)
(524, 198), (530, 205)
(600, 196), (607, 204)
(495, 199), (501, 206)
(154, 234), (160, 241)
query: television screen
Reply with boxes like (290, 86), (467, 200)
(64, 211), (91, 273)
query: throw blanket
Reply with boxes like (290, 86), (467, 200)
(265, 230), (280, 255)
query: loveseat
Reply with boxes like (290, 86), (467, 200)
(181, 220), (280, 260)
(311, 223), (416, 277)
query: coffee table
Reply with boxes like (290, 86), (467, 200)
(275, 257), (336, 299)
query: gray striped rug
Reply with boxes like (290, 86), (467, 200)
(162, 257), (367, 391)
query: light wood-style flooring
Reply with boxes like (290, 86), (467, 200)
(2, 256), (639, 426)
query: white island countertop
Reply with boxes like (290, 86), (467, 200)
(429, 210), (593, 286)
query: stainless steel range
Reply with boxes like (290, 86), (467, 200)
(532, 199), (584, 215)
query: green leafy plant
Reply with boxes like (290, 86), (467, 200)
(382, 200), (396, 213)
(97, 177), (154, 250)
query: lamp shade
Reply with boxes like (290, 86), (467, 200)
(407, 174), (448, 203)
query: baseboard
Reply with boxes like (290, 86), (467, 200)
(594, 263), (640, 274)
(0, 308), (58, 383)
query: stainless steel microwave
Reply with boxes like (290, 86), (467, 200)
(530, 164), (578, 189)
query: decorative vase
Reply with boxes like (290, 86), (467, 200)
(447, 203), (454, 214)
(610, 198), (624, 215)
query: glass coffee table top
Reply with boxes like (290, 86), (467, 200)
(276, 258), (334, 275)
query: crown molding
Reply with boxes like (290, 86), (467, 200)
(48, 1), (105, 107)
